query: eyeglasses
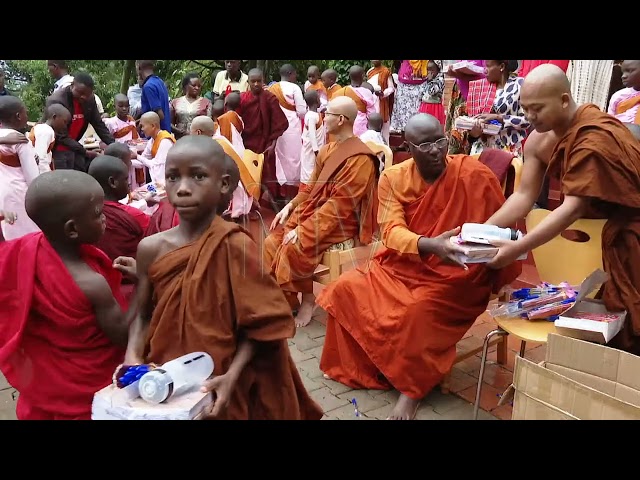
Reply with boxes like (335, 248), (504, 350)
(408, 137), (448, 153)
(325, 111), (351, 121)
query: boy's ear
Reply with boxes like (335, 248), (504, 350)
(219, 173), (230, 196)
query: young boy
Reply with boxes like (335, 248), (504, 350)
(305, 65), (327, 112)
(321, 68), (341, 142)
(0, 96), (41, 240)
(211, 99), (225, 124)
(125, 135), (323, 420)
(300, 90), (325, 193)
(217, 92), (245, 155)
(29, 104), (71, 174)
(136, 111), (175, 186)
(104, 94), (140, 143)
(0, 170), (130, 419)
(89, 154), (150, 302)
(359, 112), (386, 174)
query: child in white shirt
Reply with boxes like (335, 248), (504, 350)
(29, 104), (71, 174)
(300, 90), (326, 192)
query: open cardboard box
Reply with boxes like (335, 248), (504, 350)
(554, 269), (626, 344)
(506, 334), (640, 420)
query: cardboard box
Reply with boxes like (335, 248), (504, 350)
(554, 269), (626, 344)
(510, 333), (640, 420)
(92, 384), (213, 420)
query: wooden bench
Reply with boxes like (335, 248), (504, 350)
(313, 240), (383, 286)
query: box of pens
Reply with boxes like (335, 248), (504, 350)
(553, 269), (626, 344)
(488, 281), (578, 322)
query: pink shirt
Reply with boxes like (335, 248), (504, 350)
(608, 87), (640, 124)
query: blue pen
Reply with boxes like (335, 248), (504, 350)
(351, 398), (361, 418)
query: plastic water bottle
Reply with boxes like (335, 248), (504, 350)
(460, 223), (523, 245)
(138, 352), (214, 404)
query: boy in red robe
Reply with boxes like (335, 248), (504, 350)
(0, 170), (130, 419)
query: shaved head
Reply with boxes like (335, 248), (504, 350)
(322, 69), (337, 81)
(308, 65), (320, 75)
(328, 96), (358, 123)
(349, 65), (365, 85)
(104, 142), (132, 165)
(225, 91), (241, 110)
(140, 111), (160, 127)
(405, 113), (448, 182)
(87, 154), (130, 199)
(304, 89), (320, 107)
(25, 170), (103, 236)
(367, 112), (383, 131)
(167, 135), (226, 173)
(191, 115), (217, 136)
(44, 103), (71, 121)
(114, 93), (129, 103)
(520, 63), (575, 134)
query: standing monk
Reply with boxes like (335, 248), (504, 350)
(486, 64), (640, 355)
(124, 136), (323, 420)
(263, 97), (379, 327)
(268, 64), (307, 204)
(333, 66), (377, 137)
(238, 68), (289, 209)
(0, 170), (130, 420)
(318, 114), (522, 419)
(367, 60), (396, 144)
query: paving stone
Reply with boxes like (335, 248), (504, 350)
(0, 389), (17, 420)
(326, 403), (375, 420)
(439, 403), (477, 420)
(288, 345), (313, 363)
(292, 331), (323, 351)
(424, 389), (473, 415)
(306, 345), (324, 360)
(301, 320), (327, 339)
(309, 387), (350, 413)
(414, 404), (442, 420)
(300, 374), (325, 393)
(0, 372), (10, 391)
(321, 377), (353, 395)
(337, 390), (389, 414)
(296, 358), (325, 379)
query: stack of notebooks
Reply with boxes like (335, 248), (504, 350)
(450, 235), (528, 264)
(455, 116), (501, 136)
(449, 61), (486, 76)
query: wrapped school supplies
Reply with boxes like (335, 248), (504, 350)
(489, 283), (578, 321)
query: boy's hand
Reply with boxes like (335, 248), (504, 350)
(201, 373), (237, 418)
(0, 210), (17, 224)
(113, 256), (137, 280)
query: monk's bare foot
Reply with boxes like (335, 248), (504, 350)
(295, 294), (316, 328)
(387, 393), (420, 420)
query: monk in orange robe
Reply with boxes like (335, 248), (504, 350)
(125, 135), (323, 420)
(238, 68), (289, 208)
(318, 113), (522, 420)
(487, 64), (640, 355)
(0, 170), (130, 420)
(263, 96), (379, 328)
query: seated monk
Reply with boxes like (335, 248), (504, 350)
(0, 170), (130, 420)
(317, 114), (522, 420)
(89, 154), (150, 301)
(124, 136), (323, 420)
(264, 96), (379, 327)
(486, 64), (640, 355)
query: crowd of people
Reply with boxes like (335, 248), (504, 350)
(0, 59), (639, 421)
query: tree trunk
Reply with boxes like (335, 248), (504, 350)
(120, 60), (135, 94)
(264, 60), (271, 82)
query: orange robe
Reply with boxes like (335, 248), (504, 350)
(367, 66), (393, 123)
(317, 155), (522, 399)
(326, 83), (342, 101)
(217, 111), (244, 144)
(144, 217), (323, 420)
(548, 104), (640, 355)
(263, 137), (379, 300)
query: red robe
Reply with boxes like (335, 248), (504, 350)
(96, 201), (146, 260)
(145, 199), (180, 237)
(0, 232), (126, 419)
(238, 90), (289, 201)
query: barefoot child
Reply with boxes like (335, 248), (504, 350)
(125, 135), (323, 420)
(29, 104), (71, 174)
(0, 96), (41, 240)
(300, 90), (325, 193)
(217, 92), (245, 155)
(0, 170), (130, 419)
(136, 112), (175, 186)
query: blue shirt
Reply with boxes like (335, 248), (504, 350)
(141, 75), (171, 133)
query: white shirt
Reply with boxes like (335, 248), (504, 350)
(32, 123), (56, 174)
(139, 136), (173, 185)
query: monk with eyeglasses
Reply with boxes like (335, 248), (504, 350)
(317, 113), (522, 420)
(264, 96), (379, 328)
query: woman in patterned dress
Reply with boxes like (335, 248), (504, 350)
(445, 60), (485, 153)
(169, 73), (212, 139)
(389, 60), (429, 133)
(448, 60), (530, 156)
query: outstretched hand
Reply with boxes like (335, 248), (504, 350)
(486, 238), (522, 269)
(418, 227), (469, 269)
(113, 256), (137, 280)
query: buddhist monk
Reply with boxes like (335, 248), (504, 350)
(486, 64), (640, 355)
(321, 69), (342, 101)
(238, 68), (289, 209)
(317, 113), (522, 420)
(217, 92), (245, 155)
(367, 60), (396, 144)
(264, 96), (379, 327)
(124, 135), (323, 420)
(0, 170), (130, 419)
